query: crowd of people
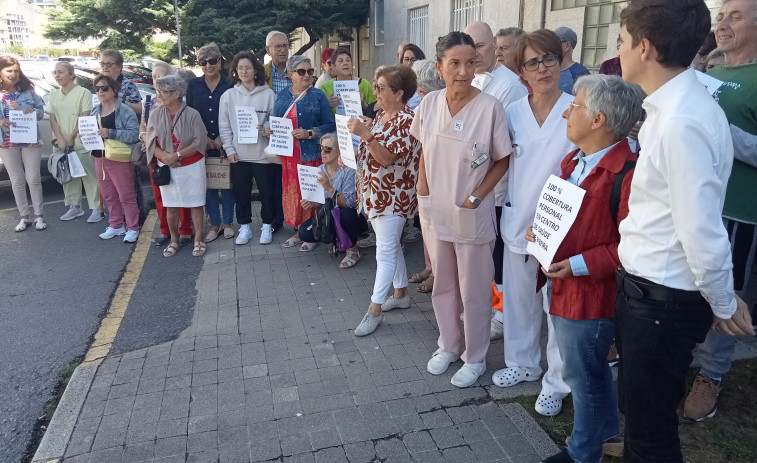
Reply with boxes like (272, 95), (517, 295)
(2, 0), (756, 461)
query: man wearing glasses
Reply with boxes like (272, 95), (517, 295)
(264, 31), (292, 96)
(99, 49), (142, 117)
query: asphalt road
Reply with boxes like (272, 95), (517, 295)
(0, 174), (201, 462)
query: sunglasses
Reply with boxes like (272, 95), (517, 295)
(199, 58), (219, 66)
(293, 68), (315, 76)
(94, 85), (111, 93)
(319, 145), (336, 154)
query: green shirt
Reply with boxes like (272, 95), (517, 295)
(44, 85), (93, 152)
(709, 63), (757, 224)
(320, 78), (377, 116)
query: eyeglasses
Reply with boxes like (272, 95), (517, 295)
(293, 68), (315, 76)
(319, 145), (336, 154)
(372, 84), (391, 93)
(99, 62), (118, 68)
(271, 44), (289, 50)
(568, 101), (585, 111)
(94, 85), (111, 93)
(236, 66), (254, 72)
(522, 54), (560, 71)
(401, 57), (417, 64)
(156, 89), (176, 95)
(199, 58), (219, 66)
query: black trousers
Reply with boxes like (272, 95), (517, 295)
(493, 205), (504, 285)
(231, 161), (275, 225)
(615, 268), (713, 463)
(271, 163), (284, 228)
(298, 208), (368, 244)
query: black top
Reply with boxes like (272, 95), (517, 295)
(185, 74), (231, 140)
(91, 111), (115, 158)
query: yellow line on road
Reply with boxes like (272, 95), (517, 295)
(81, 210), (157, 366)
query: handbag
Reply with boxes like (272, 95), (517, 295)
(205, 148), (232, 190)
(104, 138), (132, 162)
(151, 164), (171, 186)
(131, 141), (146, 166)
(331, 204), (356, 252)
(48, 147), (73, 184)
(312, 192), (336, 244)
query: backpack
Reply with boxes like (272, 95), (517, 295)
(312, 194), (336, 244)
(610, 160), (636, 228)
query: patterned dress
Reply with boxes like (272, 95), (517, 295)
(281, 104), (322, 227)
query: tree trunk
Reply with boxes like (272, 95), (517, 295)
(293, 26), (320, 56)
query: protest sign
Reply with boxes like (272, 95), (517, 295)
(297, 164), (325, 204)
(695, 70), (724, 95)
(340, 91), (363, 118)
(335, 114), (357, 169)
(526, 175), (586, 269)
(333, 80), (359, 115)
(78, 116), (104, 151)
(235, 106), (258, 144)
(268, 117), (293, 156)
(8, 110), (37, 144)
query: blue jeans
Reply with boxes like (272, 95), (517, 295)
(553, 315), (620, 463)
(206, 188), (235, 226)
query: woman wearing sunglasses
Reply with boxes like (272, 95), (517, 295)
(272, 55), (335, 249)
(493, 30), (576, 417)
(186, 42), (235, 244)
(89, 75), (141, 242)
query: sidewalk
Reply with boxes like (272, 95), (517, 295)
(34, 207), (561, 463)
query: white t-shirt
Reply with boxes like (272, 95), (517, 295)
(501, 93), (576, 254)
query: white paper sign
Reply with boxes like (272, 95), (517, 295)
(695, 70), (724, 95)
(92, 93), (100, 107)
(340, 90), (363, 118)
(78, 116), (104, 151)
(268, 116), (294, 156)
(333, 80), (359, 115)
(8, 110), (37, 144)
(297, 164), (325, 204)
(335, 114), (357, 170)
(526, 175), (586, 268)
(235, 106), (258, 144)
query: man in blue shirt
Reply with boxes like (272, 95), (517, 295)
(554, 27), (590, 95)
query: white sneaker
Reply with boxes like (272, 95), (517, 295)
(259, 224), (273, 245)
(451, 361), (486, 388)
(354, 312), (383, 337)
(99, 226), (126, 240)
(236, 224), (252, 245)
(60, 206), (85, 221)
(427, 348), (460, 375)
(403, 226), (422, 243)
(123, 230), (140, 243)
(357, 232), (376, 248)
(381, 295), (411, 312)
(490, 317), (504, 340)
(87, 209), (104, 223)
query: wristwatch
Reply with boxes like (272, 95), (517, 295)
(308, 129), (314, 139)
(176, 152), (182, 161)
(468, 195), (481, 208)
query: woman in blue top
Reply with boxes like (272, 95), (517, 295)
(271, 55), (336, 249)
(0, 56), (46, 231)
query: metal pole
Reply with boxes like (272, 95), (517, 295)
(173, 0), (183, 68)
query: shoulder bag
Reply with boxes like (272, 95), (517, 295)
(98, 114), (132, 162)
(205, 148), (232, 190)
(150, 105), (187, 187)
(48, 147), (73, 185)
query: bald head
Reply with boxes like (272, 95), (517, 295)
(463, 21), (497, 73)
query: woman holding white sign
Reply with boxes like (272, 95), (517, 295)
(320, 48), (377, 116)
(271, 55), (335, 249)
(409, 32), (511, 387)
(219, 51), (276, 246)
(0, 55), (46, 231)
(493, 30), (576, 417)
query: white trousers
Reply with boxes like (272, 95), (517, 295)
(371, 215), (407, 304)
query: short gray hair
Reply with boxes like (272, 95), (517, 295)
(151, 61), (173, 78)
(266, 31), (287, 46)
(320, 132), (339, 151)
(573, 74), (645, 140)
(412, 59), (445, 93)
(175, 68), (196, 85)
(286, 55), (311, 73)
(156, 74), (188, 97)
(496, 27), (525, 39)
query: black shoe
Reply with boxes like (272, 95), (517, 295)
(542, 449), (574, 463)
(178, 236), (192, 247)
(154, 236), (169, 247)
(272, 223), (284, 233)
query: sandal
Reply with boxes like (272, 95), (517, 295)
(154, 235), (169, 247)
(417, 275), (434, 293)
(163, 242), (180, 258)
(282, 235), (303, 248)
(15, 218), (32, 232)
(492, 367), (541, 388)
(223, 225), (234, 239)
(339, 250), (361, 269)
(408, 269), (432, 283)
(34, 217), (47, 230)
(192, 241), (207, 257)
(299, 242), (317, 252)
(203, 228), (219, 243)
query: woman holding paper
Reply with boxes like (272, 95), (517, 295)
(271, 55), (335, 249)
(219, 51), (276, 246)
(89, 74), (141, 243)
(409, 32), (511, 387)
(320, 48), (377, 116)
(0, 55), (46, 231)
(346, 64), (421, 337)
(46, 61), (101, 223)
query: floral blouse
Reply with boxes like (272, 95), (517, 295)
(357, 107), (421, 220)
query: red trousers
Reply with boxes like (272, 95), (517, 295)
(150, 160), (193, 236)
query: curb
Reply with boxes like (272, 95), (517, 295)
(31, 362), (99, 463)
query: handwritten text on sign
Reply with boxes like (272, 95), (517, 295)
(78, 116), (104, 151)
(268, 116), (293, 157)
(9, 110), (37, 144)
(235, 106), (258, 144)
(335, 114), (357, 170)
(526, 175), (586, 268)
(297, 164), (325, 204)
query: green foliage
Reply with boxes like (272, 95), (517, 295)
(146, 38), (178, 63)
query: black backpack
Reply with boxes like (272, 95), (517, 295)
(312, 195), (336, 244)
(610, 160), (636, 228)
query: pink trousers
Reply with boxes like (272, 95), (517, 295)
(94, 157), (139, 231)
(425, 226), (494, 364)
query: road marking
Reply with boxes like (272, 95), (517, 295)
(81, 210), (157, 366)
(0, 199), (66, 213)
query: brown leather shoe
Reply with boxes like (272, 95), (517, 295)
(683, 373), (721, 422)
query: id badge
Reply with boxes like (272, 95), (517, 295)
(470, 153), (489, 169)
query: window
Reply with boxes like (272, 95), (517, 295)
(408, 6), (429, 56)
(581, 1), (628, 70)
(452, 0), (483, 31)
(374, 0), (385, 46)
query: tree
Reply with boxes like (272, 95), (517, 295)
(181, 0), (370, 63)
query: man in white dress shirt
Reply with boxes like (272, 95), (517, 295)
(463, 21), (528, 340)
(616, 1), (754, 462)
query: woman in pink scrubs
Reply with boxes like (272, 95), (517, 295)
(410, 32), (512, 388)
